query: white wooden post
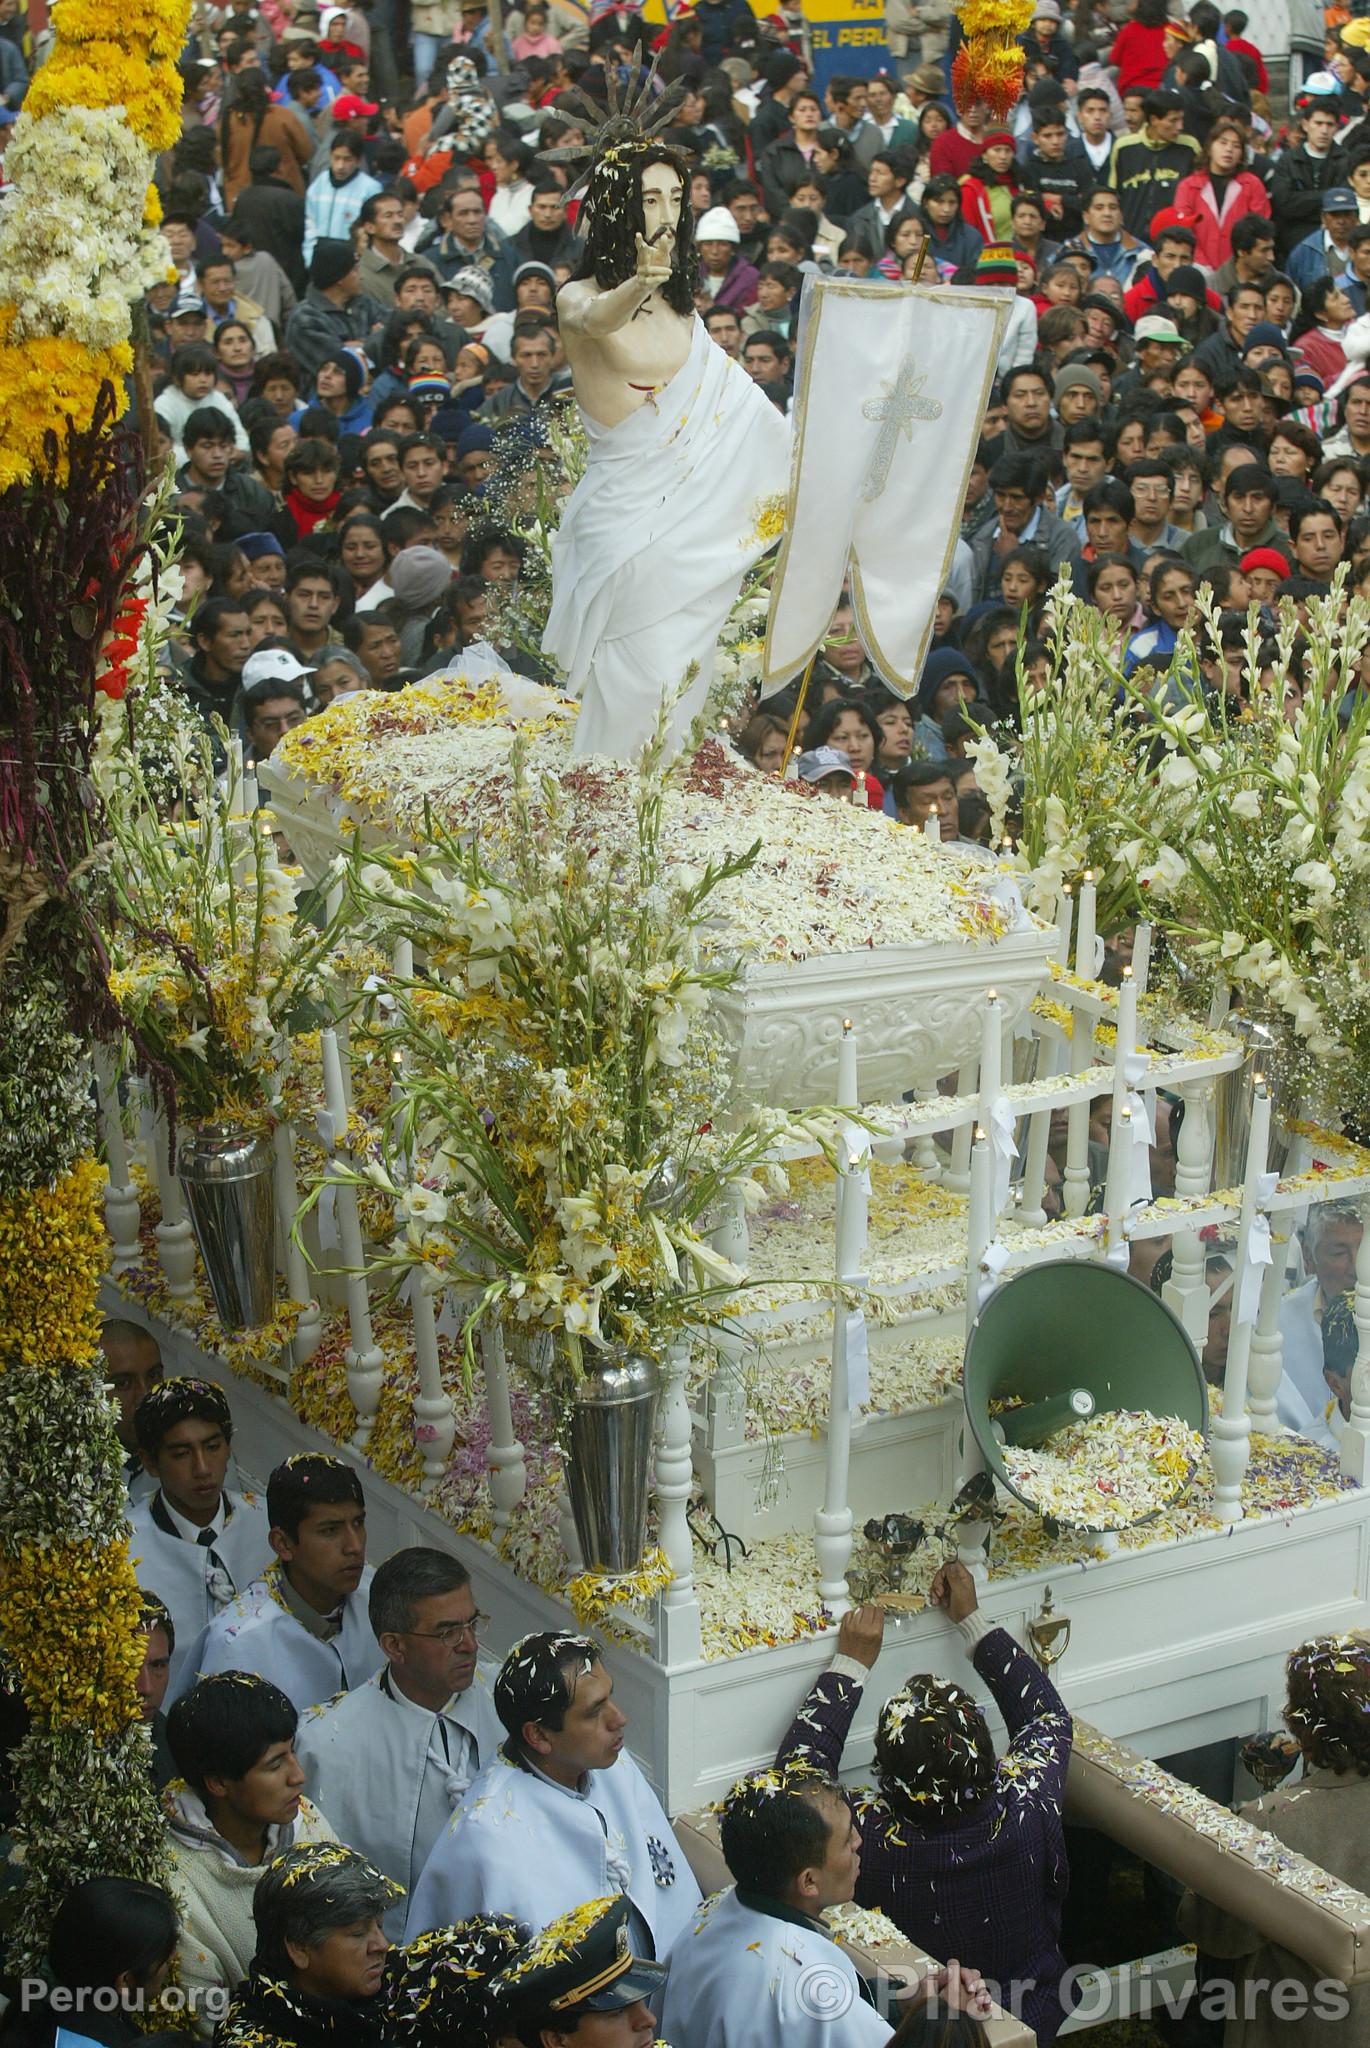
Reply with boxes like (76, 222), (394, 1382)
(148, 1098), (197, 1299)
(482, 1321), (528, 1537)
(654, 1332), (703, 1665)
(1246, 1206), (1291, 1434)
(1340, 1196), (1370, 1482)
(410, 1277), (456, 1491)
(1163, 1078), (1215, 1344)
(275, 1120), (322, 1364)
(1210, 1083), (1271, 1523)
(321, 1028), (384, 1446)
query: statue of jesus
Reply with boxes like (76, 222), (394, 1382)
(542, 139), (792, 760)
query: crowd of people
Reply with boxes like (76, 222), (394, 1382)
(0, 1325), (1365, 2048)
(3, 0), (1351, 784)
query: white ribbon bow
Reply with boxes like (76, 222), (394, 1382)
(979, 1236), (1012, 1306)
(988, 1093), (1018, 1215)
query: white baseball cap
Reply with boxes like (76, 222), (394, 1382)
(243, 648), (315, 690)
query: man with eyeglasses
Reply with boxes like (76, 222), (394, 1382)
(295, 1546), (501, 1933)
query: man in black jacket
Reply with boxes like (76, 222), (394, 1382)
(1268, 102), (1348, 262)
(233, 144), (310, 294)
(1021, 104), (1093, 239)
(749, 49), (810, 155)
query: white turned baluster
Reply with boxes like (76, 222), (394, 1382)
(150, 1101), (197, 1298)
(556, 1475), (584, 1570)
(275, 1121), (322, 1364)
(654, 1332), (703, 1665)
(1062, 998), (1092, 1218)
(1211, 1083), (1271, 1523)
(910, 1087), (942, 1180)
(945, 1066), (975, 1195)
(956, 1129), (995, 1578)
(1247, 1211), (1289, 1434)
(482, 1321), (527, 1536)
(321, 1028), (384, 1446)
(95, 1049), (141, 1270)
(816, 1024), (863, 1617)
(1340, 1197), (1370, 1482)
(1163, 1078), (1215, 1344)
(410, 1277), (456, 1490)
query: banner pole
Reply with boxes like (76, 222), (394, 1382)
(779, 650), (819, 777)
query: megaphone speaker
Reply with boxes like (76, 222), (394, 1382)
(964, 1259), (1209, 1533)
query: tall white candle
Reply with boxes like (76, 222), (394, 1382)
(1075, 871), (1097, 979)
(1212, 1081), (1272, 1522)
(95, 1049), (130, 1187)
(923, 811), (941, 844)
(1054, 885), (1073, 972)
(1132, 921), (1152, 999)
(979, 990), (1001, 1106)
(837, 1019), (858, 1110)
(1114, 966), (1137, 1063)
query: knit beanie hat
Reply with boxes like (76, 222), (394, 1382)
(310, 238), (357, 291)
(976, 242), (1018, 283)
(1164, 263), (1208, 302)
(390, 544), (454, 612)
(446, 264), (494, 312)
(321, 348), (364, 396)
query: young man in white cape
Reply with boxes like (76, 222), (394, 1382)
(660, 1755), (993, 2048)
(295, 1545), (503, 1935)
(192, 1453), (382, 1710)
(405, 1629), (701, 1959)
(163, 1671), (337, 2037)
(127, 1377), (273, 1700)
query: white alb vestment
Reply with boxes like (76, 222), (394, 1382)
(128, 1488), (273, 1699)
(190, 1564), (382, 1710)
(544, 314), (790, 760)
(660, 1887), (891, 2048)
(296, 1662), (503, 1934)
(1278, 1276), (1338, 1441)
(405, 1746), (701, 1957)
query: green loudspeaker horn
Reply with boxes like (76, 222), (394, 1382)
(964, 1259), (1209, 1534)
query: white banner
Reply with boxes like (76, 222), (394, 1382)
(762, 277), (1011, 698)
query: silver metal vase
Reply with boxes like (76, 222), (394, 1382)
(565, 1350), (660, 1574)
(176, 1121), (277, 1330)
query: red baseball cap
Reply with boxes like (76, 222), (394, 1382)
(333, 92), (379, 119)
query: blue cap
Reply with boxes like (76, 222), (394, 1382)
(1322, 186), (1359, 211)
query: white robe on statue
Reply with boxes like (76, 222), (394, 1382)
(405, 1747), (701, 1958)
(295, 1662), (504, 1935)
(660, 1887), (892, 2048)
(128, 1488), (273, 1700)
(544, 315), (790, 761)
(188, 1565), (382, 1711)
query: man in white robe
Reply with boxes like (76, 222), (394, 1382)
(545, 142), (790, 760)
(406, 1630), (700, 1958)
(193, 1453), (381, 1710)
(1279, 1203), (1362, 1443)
(295, 1545), (502, 1934)
(126, 1378), (273, 1699)
(660, 1759), (903, 2048)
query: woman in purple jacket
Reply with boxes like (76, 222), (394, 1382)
(777, 1562), (1076, 2042)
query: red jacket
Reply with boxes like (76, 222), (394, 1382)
(1171, 168), (1271, 271)
(1109, 19), (1168, 93)
(1226, 32), (1268, 92)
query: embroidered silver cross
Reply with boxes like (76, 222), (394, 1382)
(860, 355), (943, 502)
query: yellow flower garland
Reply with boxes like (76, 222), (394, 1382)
(0, 0), (191, 480)
(0, 1537), (146, 1736)
(0, 1156), (108, 1368)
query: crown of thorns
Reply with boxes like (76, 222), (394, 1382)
(541, 54), (687, 202)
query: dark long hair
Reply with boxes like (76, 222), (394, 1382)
(49, 1878), (179, 1995)
(574, 139), (698, 316)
